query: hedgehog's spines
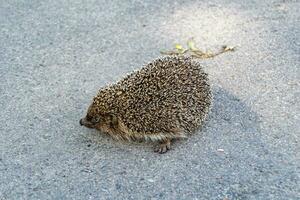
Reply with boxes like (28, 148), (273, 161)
(85, 56), (212, 142)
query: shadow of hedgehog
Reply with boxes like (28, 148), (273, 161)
(80, 56), (212, 153)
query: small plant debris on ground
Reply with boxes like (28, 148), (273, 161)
(161, 38), (236, 59)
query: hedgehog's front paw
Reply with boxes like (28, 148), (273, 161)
(154, 139), (171, 154)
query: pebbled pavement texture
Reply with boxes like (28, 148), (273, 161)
(0, 0), (299, 199)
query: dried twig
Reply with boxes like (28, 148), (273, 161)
(161, 38), (236, 59)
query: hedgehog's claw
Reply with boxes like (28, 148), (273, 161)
(154, 139), (171, 154)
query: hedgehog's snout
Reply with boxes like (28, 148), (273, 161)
(79, 117), (90, 127)
(79, 118), (84, 126)
(79, 117), (96, 129)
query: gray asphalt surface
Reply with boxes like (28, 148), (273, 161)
(1, 0), (299, 199)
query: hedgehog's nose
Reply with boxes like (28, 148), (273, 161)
(79, 119), (84, 126)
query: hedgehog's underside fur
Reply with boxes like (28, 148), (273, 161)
(80, 56), (212, 153)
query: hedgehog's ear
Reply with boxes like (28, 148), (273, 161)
(110, 114), (118, 126)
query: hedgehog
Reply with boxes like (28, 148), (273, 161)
(80, 56), (212, 153)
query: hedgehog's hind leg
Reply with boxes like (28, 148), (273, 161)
(154, 139), (171, 154)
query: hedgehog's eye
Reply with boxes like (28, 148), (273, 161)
(86, 115), (93, 121)
(91, 116), (100, 124)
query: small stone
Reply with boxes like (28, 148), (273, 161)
(115, 183), (121, 190)
(147, 179), (155, 183)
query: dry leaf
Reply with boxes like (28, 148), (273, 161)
(175, 44), (183, 50)
(222, 45), (236, 52)
(187, 38), (198, 51)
